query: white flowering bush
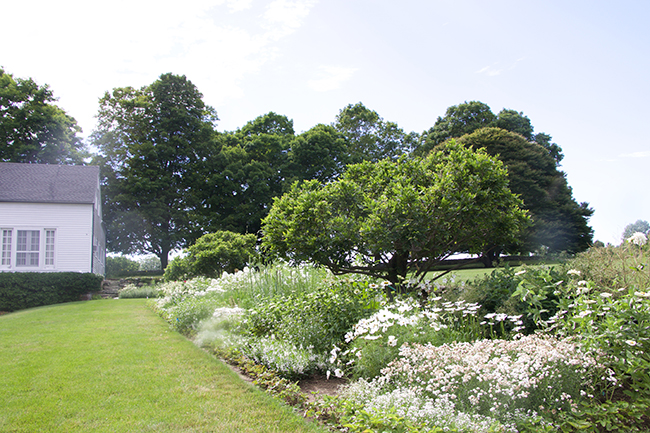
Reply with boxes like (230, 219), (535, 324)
(151, 276), (233, 333)
(339, 295), (524, 379)
(340, 334), (606, 432)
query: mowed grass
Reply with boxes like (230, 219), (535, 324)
(0, 300), (327, 433)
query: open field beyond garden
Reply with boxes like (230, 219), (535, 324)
(0, 300), (326, 433)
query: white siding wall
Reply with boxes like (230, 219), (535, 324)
(0, 202), (94, 273)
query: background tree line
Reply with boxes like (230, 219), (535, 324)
(2, 69), (595, 269)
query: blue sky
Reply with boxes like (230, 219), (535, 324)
(2, 0), (648, 245)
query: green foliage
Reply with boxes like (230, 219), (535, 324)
(163, 231), (256, 281)
(187, 231), (257, 278)
(0, 272), (103, 311)
(243, 279), (383, 354)
(106, 255), (139, 278)
(622, 219), (650, 240)
(456, 127), (593, 254)
(333, 102), (416, 163)
(262, 141), (529, 287)
(163, 255), (192, 281)
(93, 73), (218, 268)
(0, 67), (87, 164)
(287, 124), (348, 184)
(569, 241), (649, 290)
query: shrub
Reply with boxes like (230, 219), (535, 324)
(106, 255), (139, 278)
(118, 284), (160, 299)
(163, 255), (192, 281)
(569, 240), (649, 291)
(0, 272), (104, 312)
(341, 335), (607, 432)
(163, 231), (257, 281)
(243, 278), (383, 355)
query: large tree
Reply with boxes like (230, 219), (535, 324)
(198, 113), (294, 235)
(456, 127), (593, 255)
(287, 124), (348, 184)
(92, 73), (217, 268)
(0, 67), (86, 164)
(333, 102), (416, 163)
(262, 141), (529, 287)
(416, 101), (563, 164)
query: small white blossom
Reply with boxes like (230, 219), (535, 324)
(387, 335), (398, 347)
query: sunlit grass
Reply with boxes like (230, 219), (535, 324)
(0, 300), (327, 433)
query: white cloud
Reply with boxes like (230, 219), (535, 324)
(263, 0), (318, 40)
(1, 0), (318, 136)
(619, 151), (650, 158)
(308, 66), (358, 92)
(476, 58), (525, 76)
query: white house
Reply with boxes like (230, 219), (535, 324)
(0, 163), (106, 275)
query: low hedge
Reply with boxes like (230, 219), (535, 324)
(0, 272), (104, 312)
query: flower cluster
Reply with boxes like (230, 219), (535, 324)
(342, 334), (605, 431)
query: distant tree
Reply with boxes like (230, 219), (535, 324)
(197, 113), (294, 236)
(239, 111), (294, 137)
(456, 127), (593, 255)
(420, 101), (496, 153)
(415, 101), (563, 165)
(622, 220), (650, 241)
(493, 109), (534, 141)
(92, 73), (218, 269)
(287, 124), (348, 184)
(334, 102), (415, 163)
(262, 141), (529, 288)
(105, 255), (139, 277)
(138, 255), (162, 271)
(0, 67), (86, 164)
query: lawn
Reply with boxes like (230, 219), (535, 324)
(0, 299), (327, 433)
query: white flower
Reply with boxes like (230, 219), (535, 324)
(625, 340), (638, 346)
(567, 269), (581, 276)
(627, 232), (648, 246)
(334, 368), (344, 378)
(600, 292), (612, 298)
(387, 335), (398, 347)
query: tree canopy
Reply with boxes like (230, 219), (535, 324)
(622, 220), (650, 241)
(416, 101), (564, 164)
(456, 127), (593, 254)
(0, 67), (86, 164)
(91, 73), (218, 268)
(261, 141), (529, 287)
(333, 102), (416, 163)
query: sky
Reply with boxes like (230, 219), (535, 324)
(2, 0), (648, 246)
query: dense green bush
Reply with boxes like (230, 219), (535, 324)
(243, 279), (383, 354)
(106, 255), (139, 278)
(163, 231), (257, 281)
(0, 272), (104, 312)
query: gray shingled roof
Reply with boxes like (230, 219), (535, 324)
(0, 163), (99, 204)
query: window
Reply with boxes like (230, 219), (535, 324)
(1, 229), (11, 266)
(45, 229), (55, 266)
(17, 230), (40, 267)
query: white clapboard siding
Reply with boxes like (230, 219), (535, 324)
(0, 202), (94, 273)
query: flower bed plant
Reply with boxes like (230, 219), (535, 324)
(149, 239), (650, 432)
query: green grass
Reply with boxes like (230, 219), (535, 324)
(0, 300), (327, 433)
